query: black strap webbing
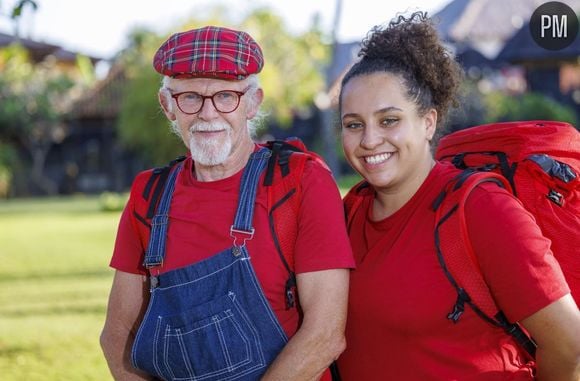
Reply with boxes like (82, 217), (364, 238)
(264, 142), (283, 186)
(143, 156), (186, 219)
(264, 140), (304, 186)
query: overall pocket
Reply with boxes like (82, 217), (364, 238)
(156, 292), (266, 381)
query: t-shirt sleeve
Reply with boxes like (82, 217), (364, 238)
(293, 160), (355, 273)
(465, 182), (570, 322)
(109, 172), (151, 275)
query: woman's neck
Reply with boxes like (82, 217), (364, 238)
(372, 158), (435, 220)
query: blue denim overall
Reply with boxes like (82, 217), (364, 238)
(132, 149), (289, 381)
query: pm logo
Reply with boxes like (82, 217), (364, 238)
(530, 1), (579, 50)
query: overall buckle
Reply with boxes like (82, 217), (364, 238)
(230, 226), (255, 248)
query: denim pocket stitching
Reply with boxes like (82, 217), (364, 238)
(176, 327), (196, 379)
(228, 292), (266, 367)
(159, 297), (264, 380)
(161, 324), (176, 380)
(154, 316), (167, 379)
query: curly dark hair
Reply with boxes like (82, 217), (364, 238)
(339, 11), (463, 130)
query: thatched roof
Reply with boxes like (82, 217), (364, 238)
(68, 64), (126, 119)
(0, 31), (101, 64)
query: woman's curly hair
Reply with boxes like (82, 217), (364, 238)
(339, 11), (463, 130)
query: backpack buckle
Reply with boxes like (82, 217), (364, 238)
(547, 189), (564, 206)
(230, 227), (255, 248)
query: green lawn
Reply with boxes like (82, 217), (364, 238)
(0, 196), (120, 380)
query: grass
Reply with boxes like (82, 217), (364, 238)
(337, 173), (363, 194)
(0, 196), (120, 380)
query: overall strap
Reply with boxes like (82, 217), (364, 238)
(143, 162), (183, 269)
(230, 147), (271, 248)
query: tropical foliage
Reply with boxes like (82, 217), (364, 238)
(484, 91), (578, 126)
(0, 45), (95, 194)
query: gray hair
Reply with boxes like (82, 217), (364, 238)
(160, 75), (264, 138)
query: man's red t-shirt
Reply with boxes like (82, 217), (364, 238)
(111, 153), (355, 340)
(338, 162), (569, 380)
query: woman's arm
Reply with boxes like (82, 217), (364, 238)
(520, 294), (580, 381)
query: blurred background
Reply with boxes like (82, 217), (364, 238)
(0, 0), (579, 379)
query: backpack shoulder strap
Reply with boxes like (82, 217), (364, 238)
(432, 169), (537, 358)
(264, 138), (309, 185)
(142, 156), (187, 219)
(262, 138), (324, 309)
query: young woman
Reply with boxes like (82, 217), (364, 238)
(337, 12), (580, 381)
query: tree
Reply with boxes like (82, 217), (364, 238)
(115, 27), (184, 165)
(0, 140), (17, 197)
(0, 44), (84, 194)
(0, 0), (38, 37)
(484, 91), (578, 127)
(240, 8), (329, 126)
(115, 6), (330, 165)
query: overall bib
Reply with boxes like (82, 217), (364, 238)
(132, 149), (289, 380)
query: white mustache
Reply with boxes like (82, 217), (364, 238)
(190, 122), (230, 133)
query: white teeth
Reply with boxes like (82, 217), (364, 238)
(364, 153), (391, 165)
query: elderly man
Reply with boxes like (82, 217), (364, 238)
(100, 26), (354, 381)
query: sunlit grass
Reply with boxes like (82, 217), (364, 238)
(0, 196), (118, 381)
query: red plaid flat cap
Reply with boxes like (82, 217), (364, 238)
(153, 26), (264, 80)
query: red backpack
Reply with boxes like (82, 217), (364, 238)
(433, 120), (580, 356)
(138, 138), (328, 309)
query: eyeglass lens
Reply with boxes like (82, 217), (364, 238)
(176, 91), (241, 114)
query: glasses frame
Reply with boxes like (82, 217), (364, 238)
(170, 87), (250, 115)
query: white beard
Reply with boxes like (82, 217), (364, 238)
(187, 121), (233, 166)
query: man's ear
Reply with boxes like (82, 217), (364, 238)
(424, 108), (438, 141)
(159, 90), (176, 121)
(246, 87), (263, 119)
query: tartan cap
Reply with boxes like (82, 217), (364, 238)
(153, 26), (264, 80)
